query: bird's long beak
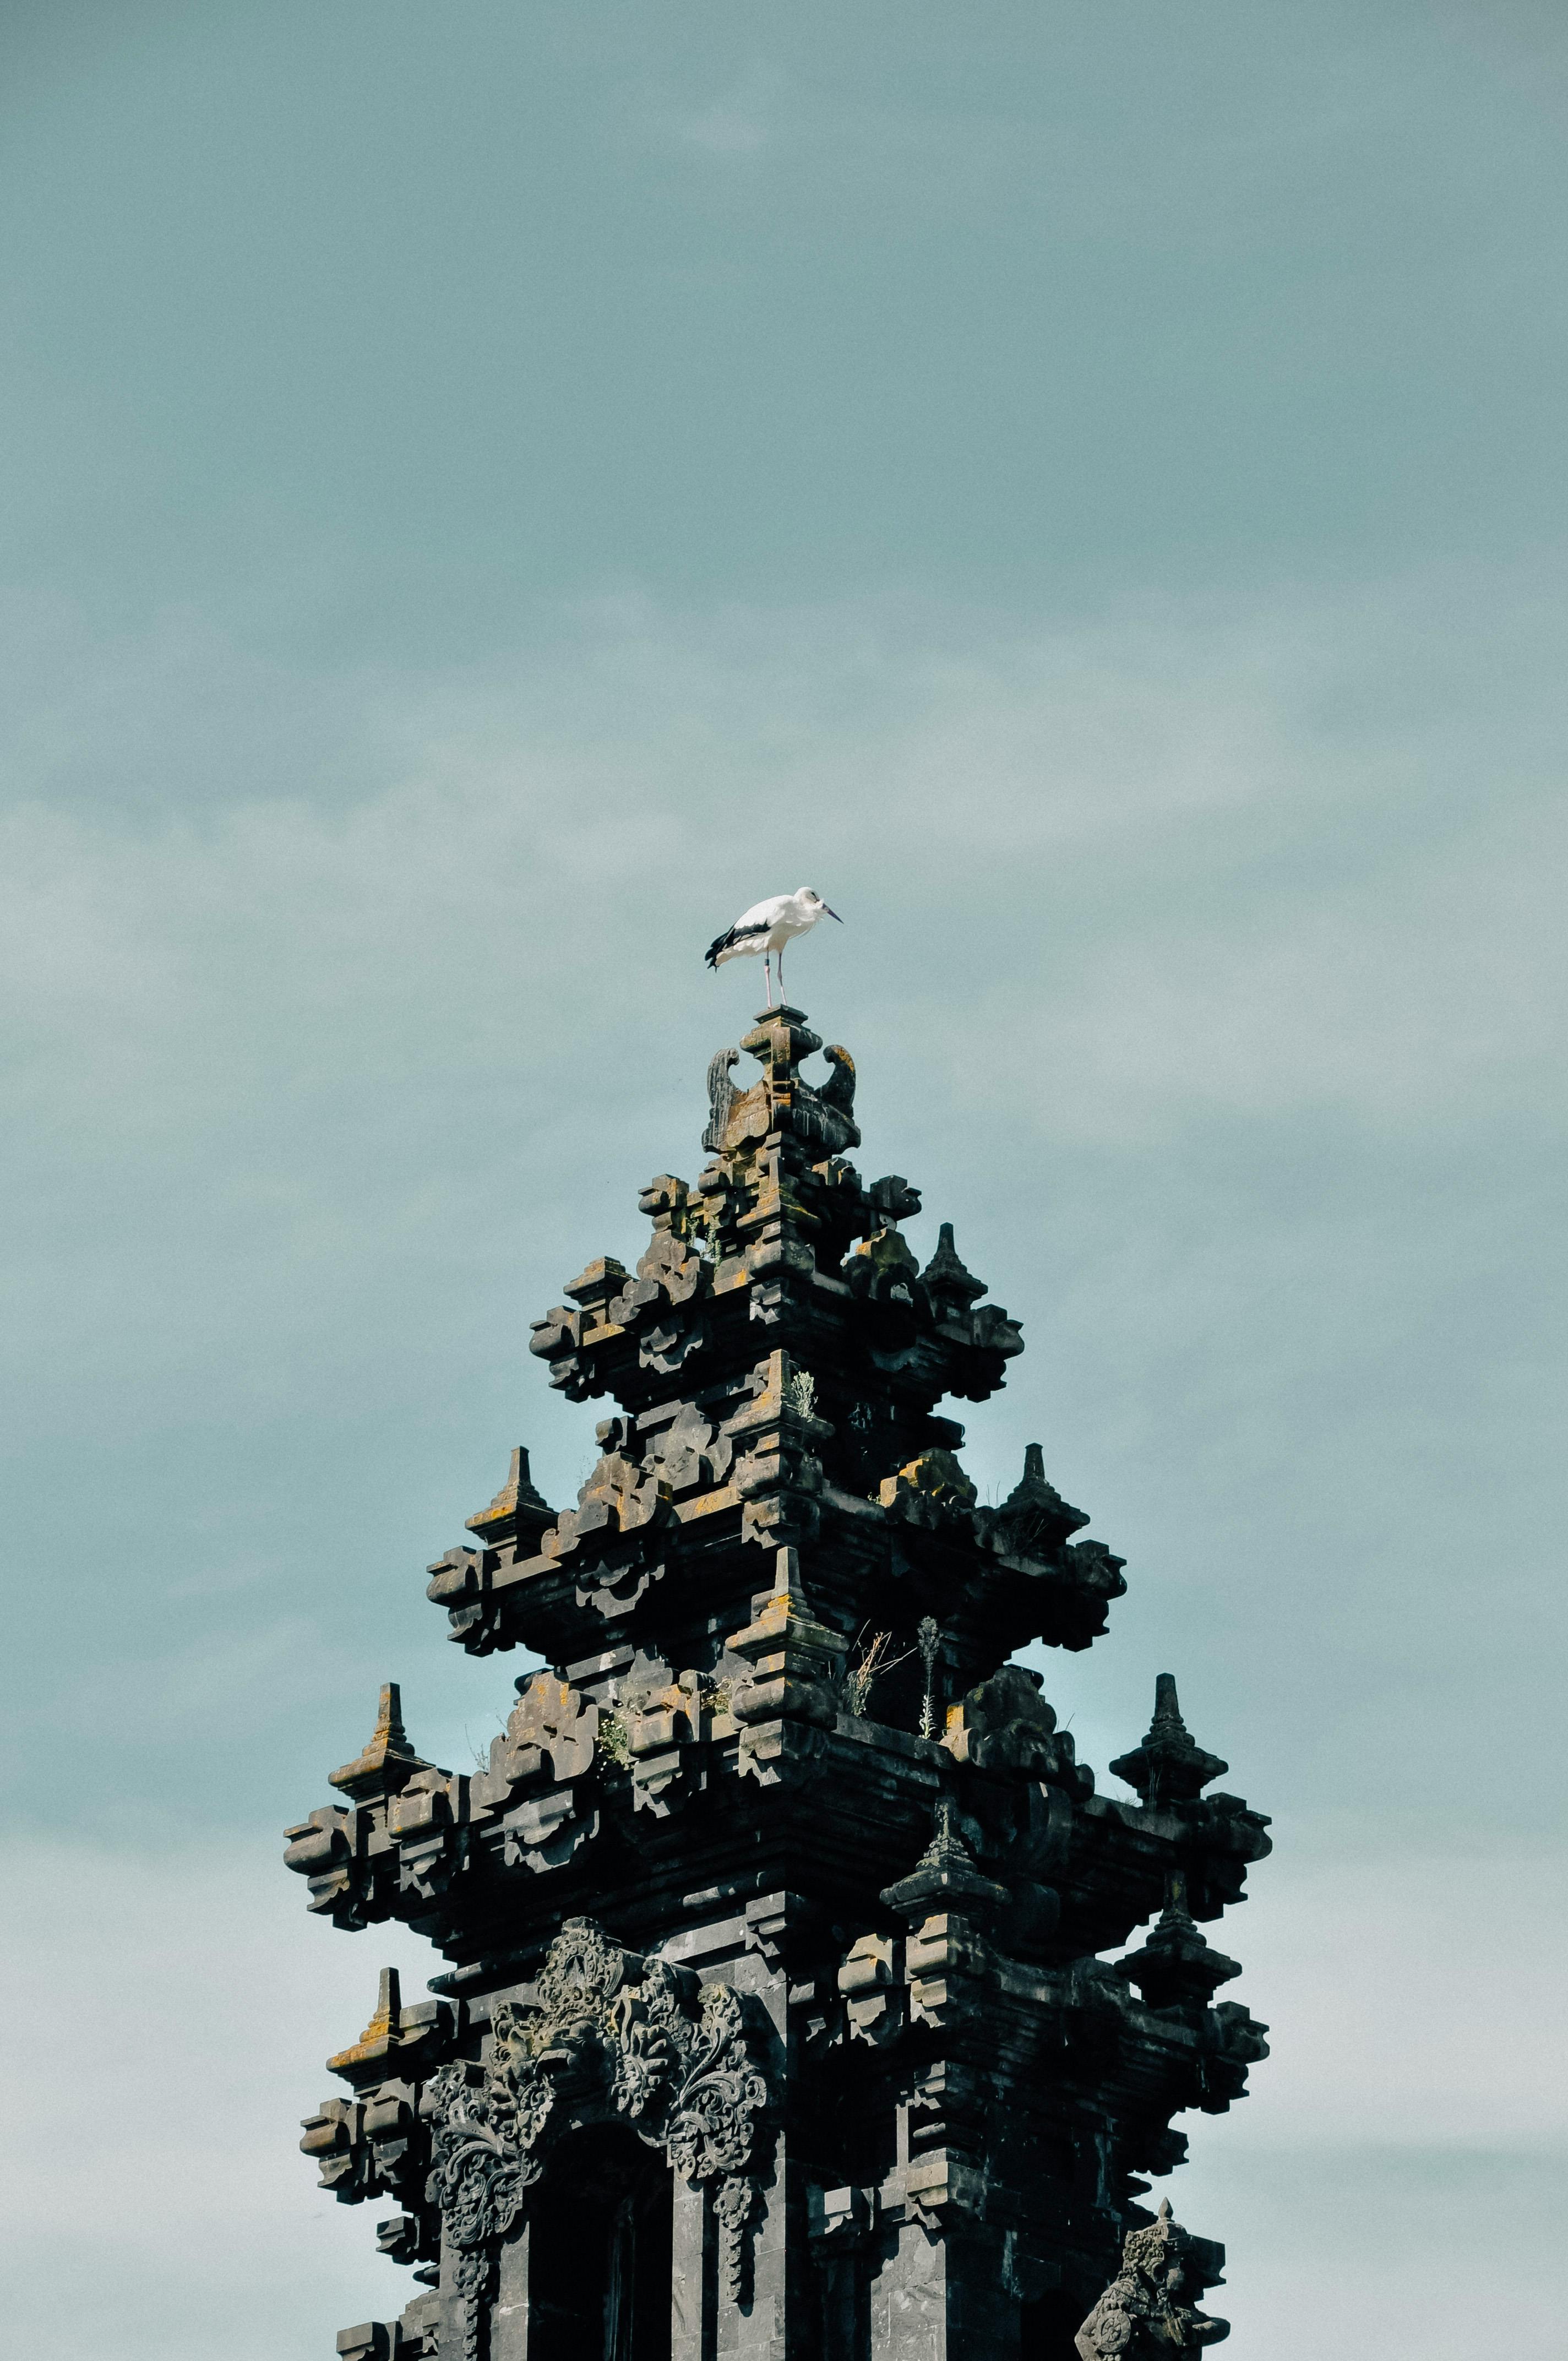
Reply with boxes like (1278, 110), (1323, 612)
(825, 905), (843, 922)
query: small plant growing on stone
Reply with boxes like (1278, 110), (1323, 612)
(597, 1710), (632, 1768)
(788, 1369), (816, 1418)
(845, 1628), (914, 1718)
(917, 1616), (941, 1739)
(467, 1705), (513, 1774)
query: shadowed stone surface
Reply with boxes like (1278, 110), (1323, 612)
(286, 1004), (1270, 2359)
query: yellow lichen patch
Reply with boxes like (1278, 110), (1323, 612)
(672, 1483), (741, 1524)
(877, 1450), (978, 1514)
(327, 1967), (401, 2072)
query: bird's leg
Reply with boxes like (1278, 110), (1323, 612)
(764, 951), (774, 1008)
(777, 945), (786, 999)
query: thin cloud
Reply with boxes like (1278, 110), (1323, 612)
(2, 568), (1563, 2354)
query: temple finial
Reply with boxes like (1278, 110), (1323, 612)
(328, 1682), (430, 1803)
(466, 1445), (554, 1548)
(922, 1221), (986, 1315)
(990, 1443), (1090, 1559)
(879, 1793), (1009, 1922)
(1117, 1886), (1243, 2012)
(1109, 1673), (1227, 1807)
(326, 1965), (406, 2075)
(366, 1965), (401, 2041)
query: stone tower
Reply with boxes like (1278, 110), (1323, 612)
(285, 1003), (1270, 2361)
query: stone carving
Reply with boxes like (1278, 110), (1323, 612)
(478, 1672), (601, 1874)
(880, 1796), (1009, 1923)
(818, 1041), (856, 1117)
(329, 1683), (432, 1803)
(464, 1446), (555, 1552)
(424, 1918), (769, 2353)
(1074, 2199), (1229, 2358)
(988, 1442), (1090, 1559)
(792, 1043), (861, 1154)
(650, 1398), (733, 1495)
(878, 1446), (978, 1520)
(290, 999), (1271, 2360)
(425, 2067), (532, 2361)
(943, 1662), (1092, 1796)
(1110, 1673), (1228, 1807)
(703, 1045), (740, 1153)
(550, 1439), (668, 1556)
(920, 1220), (986, 1320)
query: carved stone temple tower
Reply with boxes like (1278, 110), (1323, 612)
(285, 1003), (1271, 2361)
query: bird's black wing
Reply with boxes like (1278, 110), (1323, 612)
(704, 921), (771, 969)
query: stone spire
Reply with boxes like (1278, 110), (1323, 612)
(327, 1683), (429, 1804)
(1110, 1673), (1228, 1807)
(919, 1221), (987, 1318)
(285, 1002), (1270, 2361)
(1117, 1872), (1244, 2013)
(879, 1796), (1010, 1922)
(464, 1445), (554, 1551)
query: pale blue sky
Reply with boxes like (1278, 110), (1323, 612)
(2, 8), (1565, 2356)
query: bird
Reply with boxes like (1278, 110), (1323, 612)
(704, 888), (843, 1007)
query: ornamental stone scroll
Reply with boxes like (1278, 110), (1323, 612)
(424, 1919), (770, 2360)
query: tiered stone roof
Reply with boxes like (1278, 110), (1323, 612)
(286, 1002), (1269, 2361)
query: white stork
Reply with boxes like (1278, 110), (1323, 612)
(704, 888), (842, 1007)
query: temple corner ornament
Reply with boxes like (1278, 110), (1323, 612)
(1074, 2199), (1231, 2359)
(286, 997), (1271, 2360)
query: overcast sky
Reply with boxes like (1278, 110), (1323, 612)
(2, 7), (1565, 2355)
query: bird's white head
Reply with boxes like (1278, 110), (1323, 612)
(797, 888), (843, 923)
